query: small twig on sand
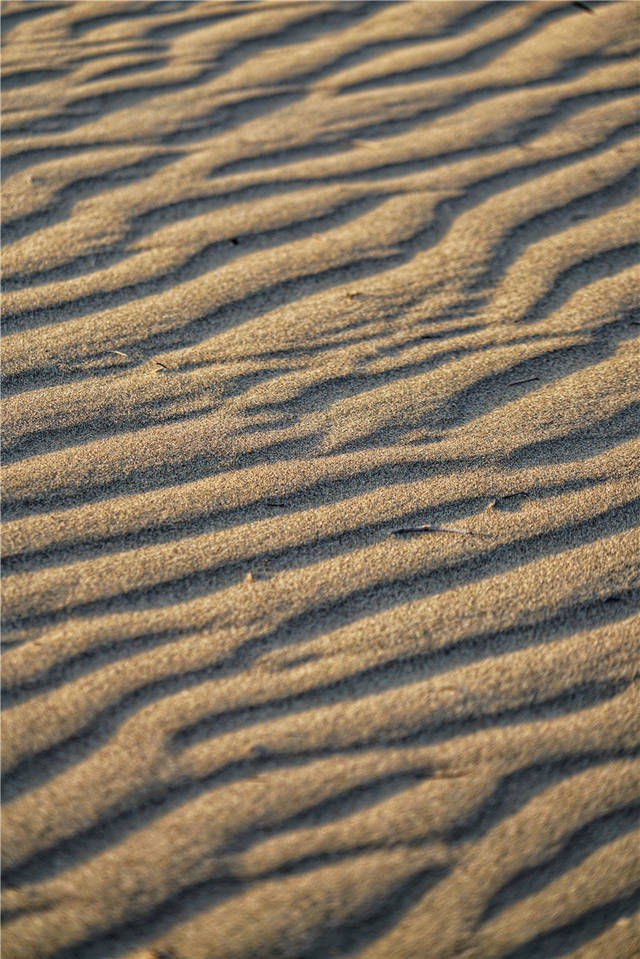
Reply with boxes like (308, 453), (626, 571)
(392, 523), (491, 537)
(345, 291), (388, 300)
(110, 350), (129, 358)
(155, 360), (171, 371)
(507, 375), (539, 386)
(571, 1), (595, 12)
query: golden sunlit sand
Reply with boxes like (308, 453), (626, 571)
(2, 2), (639, 957)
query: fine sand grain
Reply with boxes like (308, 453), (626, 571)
(2, 1), (640, 957)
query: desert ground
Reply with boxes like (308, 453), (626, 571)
(2, 1), (640, 957)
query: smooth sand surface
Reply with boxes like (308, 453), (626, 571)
(2, 2), (640, 957)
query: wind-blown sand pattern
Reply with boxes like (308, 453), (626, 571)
(2, 1), (640, 957)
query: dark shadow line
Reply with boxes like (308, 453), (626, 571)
(3, 514), (637, 809)
(508, 399), (640, 468)
(2, 187), (391, 308)
(4, 74), (636, 301)
(500, 887), (640, 959)
(481, 802), (640, 925)
(0, 2), (66, 35)
(6, 730), (638, 913)
(515, 242), (640, 325)
(469, 162), (640, 296)
(2, 150), (183, 248)
(4, 112), (635, 404)
(1, 67), (68, 91)
(336, 1), (577, 96)
(3, 313), (495, 464)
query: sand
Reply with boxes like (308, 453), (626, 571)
(2, 1), (640, 957)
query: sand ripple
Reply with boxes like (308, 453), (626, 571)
(2, 2), (640, 957)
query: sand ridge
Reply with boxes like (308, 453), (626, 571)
(2, 1), (640, 957)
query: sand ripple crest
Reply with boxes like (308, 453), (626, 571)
(2, 2), (640, 957)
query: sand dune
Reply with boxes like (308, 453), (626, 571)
(2, 1), (640, 957)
